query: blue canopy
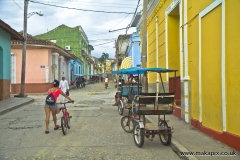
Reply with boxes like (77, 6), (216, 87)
(74, 74), (86, 77)
(112, 67), (140, 74)
(112, 67), (177, 74)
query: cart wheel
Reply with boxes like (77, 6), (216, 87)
(133, 123), (145, 148)
(118, 100), (123, 115)
(61, 117), (67, 135)
(121, 116), (134, 133)
(159, 121), (171, 145)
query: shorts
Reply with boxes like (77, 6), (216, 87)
(44, 103), (56, 109)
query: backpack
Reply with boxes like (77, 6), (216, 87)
(45, 92), (56, 105)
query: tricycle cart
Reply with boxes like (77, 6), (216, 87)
(112, 67), (177, 148)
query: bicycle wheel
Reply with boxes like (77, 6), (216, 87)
(118, 100), (123, 115)
(67, 114), (71, 129)
(133, 123), (145, 148)
(159, 121), (172, 145)
(61, 116), (67, 135)
(121, 116), (134, 133)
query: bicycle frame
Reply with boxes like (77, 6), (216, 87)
(60, 104), (69, 124)
(61, 107), (68, 119)
(59, 101), (72, 135)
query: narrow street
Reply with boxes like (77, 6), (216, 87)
(0, 82), (180, 160)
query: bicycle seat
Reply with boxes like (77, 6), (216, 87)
(60, 106), (66, 110)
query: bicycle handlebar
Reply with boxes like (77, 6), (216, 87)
(59, 101), (72, 104)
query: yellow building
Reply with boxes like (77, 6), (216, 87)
(96, 62), (104, 74)
(137, 0), (240, 151)
(96, 60), (112, 75)
(106, 60), (112, 74)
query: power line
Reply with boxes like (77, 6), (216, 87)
(93, 40), (115, 47)
(89, 38), (116, 42)
(109, 14), (132, 31)
(29, 0), (134, 14)
(118, 0), (140, 52)
(12, 0), (23, 11)
(38, 1), (135, 9)
(109, 3), (142, 31)
(24, 0), (136, 6)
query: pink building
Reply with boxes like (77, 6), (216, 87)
(11, 33), (77, 94)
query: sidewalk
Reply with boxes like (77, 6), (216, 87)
(146, 114), (240, 159)
(0, 84), (239, 160)
(0, 96), (34, 116)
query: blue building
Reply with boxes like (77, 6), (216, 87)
(70, 59), (84, 83)
(119, 29), (141, 81)
(126, 29), (141, 68)
(120, 29), (141, 69)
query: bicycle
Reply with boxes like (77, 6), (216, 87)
(121, 100), (146, 133)
(59, 101), (72, 135)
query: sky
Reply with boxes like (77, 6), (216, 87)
(0, 0), (142, 58)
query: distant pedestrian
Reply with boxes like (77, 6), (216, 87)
(59, 76), (69, 101)
(104, 77), (108, 89)
(44, 80), (74, 134)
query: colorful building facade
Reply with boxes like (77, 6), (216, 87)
(0, 20), (23, 100)
(126, 29), (141, 68)
(115, 34), (131, 71)
(35, 24), (94, 81)
(11, 34), (76, 93)
(137, 0), (240, 151)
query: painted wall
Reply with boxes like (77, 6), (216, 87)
(0, 28), (11, 79)
(70, 59), (82, 82)
(147, 0), (181, 87)
(144, 0), (240, 151)
(106, 60), (112, 74)
(225, 0), (240, 138)
(127, 30), (141, 68)
(0, 28), (11, 100)
(11, 48), (51, 84)
(10, 48), (69, 93)
(201, 3), (222, 132)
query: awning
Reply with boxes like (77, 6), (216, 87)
(112, 67), (178, 74)
(74, 74), (85, 77)
(120, 56), (132, 69)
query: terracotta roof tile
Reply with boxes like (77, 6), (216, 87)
(11, 32), (56, 46)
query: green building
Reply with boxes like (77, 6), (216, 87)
(35, 24), (94, 80)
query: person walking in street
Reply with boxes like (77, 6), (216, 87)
(104, 77), (108, 89)
(59, 76), (69, 101)
(44, 80), (74, 134)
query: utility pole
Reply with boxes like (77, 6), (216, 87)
(141, 0), (148, 93)
(20, 0), (28, 97)
(141, 0), (147, 68)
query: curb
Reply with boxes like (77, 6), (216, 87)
(145, 115), (198, 160)
(0, 98), (34, 116)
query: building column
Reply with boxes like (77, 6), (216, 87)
(59, 56), (65, 79)
(11, 53), (16, 84)
(52, 53), (59, 81)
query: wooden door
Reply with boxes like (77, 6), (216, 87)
(169, 76), (181, 106)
